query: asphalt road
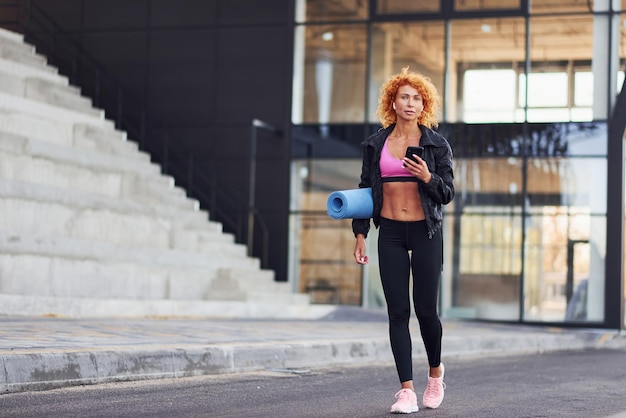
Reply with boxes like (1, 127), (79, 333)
(2, 347), (626, 418)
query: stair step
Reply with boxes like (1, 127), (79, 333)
(0, 179), (235, 251)
(0, 232), (261, 300)
(0, 90), (107, 128)
(0, 39), (52, 71)
(0, 54), (68, 86)
(0, 132), (199, 210)
(24, 78), (100, 117)
(73, 124), (149, 162)
(0, 231), (258, 271)
(0, 294), (335, 319)
(0, 27), (25, 44)
(0, 107), (74, 147)
(0, 130), (159, 175)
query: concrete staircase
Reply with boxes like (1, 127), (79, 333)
(0, 27), (326, 319)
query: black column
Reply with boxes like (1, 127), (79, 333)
(605, 75), (626, 329)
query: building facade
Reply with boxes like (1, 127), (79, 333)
(288, 0), (626, 329)
(1, 0), (624, 329)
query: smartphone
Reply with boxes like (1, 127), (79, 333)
(405, 146), (424, 162)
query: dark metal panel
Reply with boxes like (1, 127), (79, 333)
(150, 0), (217, 27)
(82, 0), (149, 29)
(217, 0), (291, 25)
(215, 26), (290, 125)
(80, 31), (149, 101)
(148, 29), (217, 125)
(32, 0), (83, 30)
(166, 127), (216, 156)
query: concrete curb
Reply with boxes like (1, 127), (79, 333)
(1, 322), (621, 394)
(0, 339), (391, 393)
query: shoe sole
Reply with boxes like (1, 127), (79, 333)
(390, 407), (419, 414)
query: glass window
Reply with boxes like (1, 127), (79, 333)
(448, 212), (522, 320)
(295, 0), (368, 23)
(531, 0), (595, 13)
(452, 210), (523, 321)
(448, 157), (523, 321)
(463, 69), (517, 122)
(520, 73), (568, 108)
(289, 159), (364, 305)
(376, 0), (440, 14)
(291, 0), (618, 328)
(524, 211), (606, 323)
(368, 21), (445, 122)
(451, 17), (525, 122)
(524, 157), (607, 323)
(526, 15), (595, 122)
(526, 158), (607, 213)
(455, 0), (521, 11)
(292, 24), (367, 124)
(441, 123), (526, 158)
(574, 72), (593, 107)
(524, 122), (608, 158)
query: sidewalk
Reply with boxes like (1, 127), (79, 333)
(1, 306), (624, 393)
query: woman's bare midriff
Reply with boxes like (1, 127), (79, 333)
(380, 181), (425, 221)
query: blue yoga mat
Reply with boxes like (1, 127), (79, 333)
(326, 187), (373, 219)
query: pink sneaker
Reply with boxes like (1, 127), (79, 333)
(390, 388), (418, 414)
(423, 363), (446, 409)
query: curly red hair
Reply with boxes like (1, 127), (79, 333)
(375, 67), (441, 129)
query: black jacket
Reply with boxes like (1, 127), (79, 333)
(351, 124), (455, 239)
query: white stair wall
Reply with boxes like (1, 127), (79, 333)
(0, 27), (310, 316)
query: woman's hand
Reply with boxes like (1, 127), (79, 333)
(354, 234), (369, 265)
(403, 155), (432, 183)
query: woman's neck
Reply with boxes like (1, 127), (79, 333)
(390, 120), (421, 141)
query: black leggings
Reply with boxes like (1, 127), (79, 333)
(378, 217), (443, 383)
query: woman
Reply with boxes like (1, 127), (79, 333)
(352, 67), (454, 414)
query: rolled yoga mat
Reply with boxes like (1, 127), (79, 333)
(326, 187), (373, 219)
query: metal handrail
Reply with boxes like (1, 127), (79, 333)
(2, 0), (272, 266)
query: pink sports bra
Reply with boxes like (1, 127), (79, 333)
(380, 138), (418, 182)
